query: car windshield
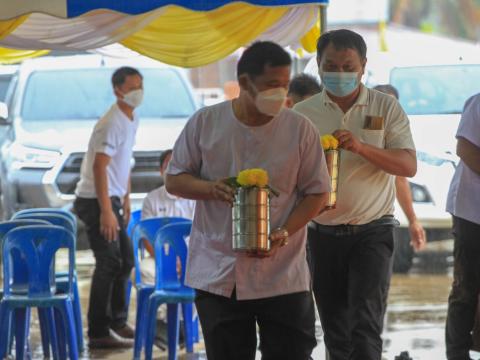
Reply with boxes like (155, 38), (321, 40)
(21, 68), (196, 121)
(390, 64), (480, 115)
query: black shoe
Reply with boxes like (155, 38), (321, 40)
(111, 323), (135, 339)
(89, 331), (134, 349)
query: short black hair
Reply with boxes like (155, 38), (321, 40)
(159, 149), (173, 168)
(373, 84), (399, 100)
(237, 41), (291, 79)
(317, 29), (367, 62)
(111, 66), (143, 88)
(288, 74), (322, 97)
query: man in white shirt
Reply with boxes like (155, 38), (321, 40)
(74, 66), (143, 349)
(165, 41), (331, 360)
(139, 148), (195, 283)
(373, 84), (426, 252)
(295, 29), (416, 360)
(142, 149), (195, 222)
(445, 93), (480, 360)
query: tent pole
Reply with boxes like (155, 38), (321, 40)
(319, 4), (328, 33)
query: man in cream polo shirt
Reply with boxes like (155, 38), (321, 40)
(295, 29), (417, 360)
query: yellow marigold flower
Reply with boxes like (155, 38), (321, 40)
(320, 134), (339, 150)
(237, 168), (269, 187)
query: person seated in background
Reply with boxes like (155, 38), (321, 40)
(137, 149), (196, 349)
(373, 84), (426, 252)
(286, 73), (322, 108)
(139, 148), (195, 283)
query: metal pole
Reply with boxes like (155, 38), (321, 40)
(319, 4), (327, 33)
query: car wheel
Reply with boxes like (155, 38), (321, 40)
(393, 227), (414, 273)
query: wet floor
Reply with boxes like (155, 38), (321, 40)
(5, 239), (480, 359)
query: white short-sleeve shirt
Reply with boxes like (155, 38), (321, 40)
(141, 186), (195, 221)
(75, 103), (139, 199)
(446, 93), (480, 225)
(167, 100), (331, 300)
(294, 85), (416, 225)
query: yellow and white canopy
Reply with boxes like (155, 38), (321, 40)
(0, 1), (327, 66)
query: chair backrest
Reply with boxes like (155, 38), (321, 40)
(0, 219), (51, 284)
(132, 217), (190, 286)
(13, 212), (76, 235)
(153, 222), (192, 291)
(2, 225), (75, 298)
(13, 208), (77, 228)
(127, 209), (142, 238)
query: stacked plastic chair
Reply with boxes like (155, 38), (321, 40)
(132, 217), (195, 359)
(0, 219), (51, 357)
(12, 209), (84, 354)
(143, 222), (195, 360)
(0, 225), (79, 359)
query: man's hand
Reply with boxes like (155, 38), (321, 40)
(209, 179), (236, 206)
(409, 220), (426, 251)
(100, 209), (119, 242)
(123, 196), (131, 225)
(248, 228), (289, 258)
(333, 129), (364, 154)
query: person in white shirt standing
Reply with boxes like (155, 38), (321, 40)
(445, 93), (480, 360)
(74, 66), (143, 349)
(295, 29), (417, 360)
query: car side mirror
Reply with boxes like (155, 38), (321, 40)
(0, 102), (9, 125)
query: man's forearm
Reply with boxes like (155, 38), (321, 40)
(395, 176), (417, 224)
(93, 164), (112, 212)
(282, 193), (329, 236)
(165, 173), (213, 200)
(359, 145), (417, 177)
(457, 137), (480, 175)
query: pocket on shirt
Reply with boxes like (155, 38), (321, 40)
(360, 129), (385, 148)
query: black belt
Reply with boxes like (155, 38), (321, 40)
(308, 215), (399, 237)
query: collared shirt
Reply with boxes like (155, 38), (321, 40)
(446, 93), (480, 225)
(294, 84), (415, 225)
(141, 186), (195, 221)
(167, 100), (330, 300)
(76, 103), (139, 199)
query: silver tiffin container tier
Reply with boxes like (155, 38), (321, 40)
(325, 149), (340, 209)
(232, 187), (270, 253)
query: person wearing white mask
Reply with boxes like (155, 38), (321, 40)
(165, 41), (331, 360)
(294, 29), (417, 360)
(74, 66), (143, 349)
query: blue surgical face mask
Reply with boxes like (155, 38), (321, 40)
(321, 72), (359, 97)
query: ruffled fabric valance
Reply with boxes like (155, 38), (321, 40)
(0, 2), (327, 66)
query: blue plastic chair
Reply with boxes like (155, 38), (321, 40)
(127, 209), (142, 238)
(0, 219), (51, 356)
(125, 208), (142, 315)
(0, 225), (79, 360)
(144, 222), (195, 360)
(12, 212), (76, 234)
(11, 211), (84, 353)
(132, 217), (191, 360)
(13, 208), (77, 229)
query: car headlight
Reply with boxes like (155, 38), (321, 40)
(9, 143), (61, 169)
(409, 182), (433, 203)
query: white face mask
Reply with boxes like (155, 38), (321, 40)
(249, 79), (287, 116)
(121, 89), (144, 108)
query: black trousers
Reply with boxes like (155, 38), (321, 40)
(446, 215), (480, 360)
(74, 196), (134, 338)
(195, 289), (317, 360)
(308, 219), (394, 360)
